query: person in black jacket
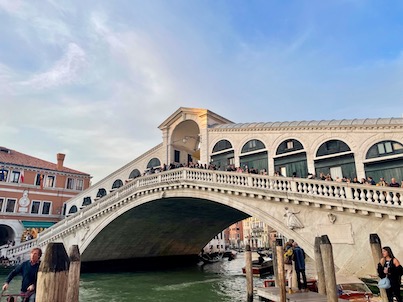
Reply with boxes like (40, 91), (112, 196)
(377, 246), (403, 302)
(2, 247), (42, 302)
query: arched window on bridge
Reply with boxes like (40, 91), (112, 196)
(364, 140), (403, 182)
(82, 197), (92, 207)
(111, 179), (123, 191)
(315, 139), (356, 180)
(68, 205), (78, 214)
(211, 139), (234, 171)
(274, 139), (307, 178)
(96, 188), (107, 199)
(240, 139), (268, 174)
(129, 169), (141, 179)
(147, 158), (161, 169)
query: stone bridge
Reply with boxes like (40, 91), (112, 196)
(6, 168), (403, 277)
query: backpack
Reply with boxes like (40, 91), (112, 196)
(284, 248), (293, 265)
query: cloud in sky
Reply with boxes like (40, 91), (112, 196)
(1, 0), (403, 183)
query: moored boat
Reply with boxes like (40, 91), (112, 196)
(242, 252), (273, 277)
(336, 274), (381, 301)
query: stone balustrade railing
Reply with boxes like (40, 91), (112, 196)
(5, 168), (402, 259)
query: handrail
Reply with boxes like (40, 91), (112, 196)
(5, 168), (403, 258)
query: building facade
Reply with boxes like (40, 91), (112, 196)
(0, 147), (91, 248)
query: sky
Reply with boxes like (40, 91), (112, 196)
(1, 0), (403, 184)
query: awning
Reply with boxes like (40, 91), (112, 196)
(21, 221), (56, 228)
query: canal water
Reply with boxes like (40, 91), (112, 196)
(0, 255), (316, 301)
(0, 255), (267, 302)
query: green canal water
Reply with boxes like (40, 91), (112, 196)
(0, 256), (268, 302)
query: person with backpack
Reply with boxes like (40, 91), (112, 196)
(284, 241), (294, 293)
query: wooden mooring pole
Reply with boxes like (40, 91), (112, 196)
(245, 244), (253, 302)
(369, 234), (388, 302)
(314, 236), (326, 295)
(66, 245), (81, 302)
(275, 238), (286, 302)
(320, 235), (338, 302)
(36, 242), (70, 302)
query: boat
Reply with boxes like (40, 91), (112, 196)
(242, 252), (273, 277)
(198, 252), (223, 265)
(262, 274), (381, 301)
(336, 274), (381, 301)
(263, 278), (318, 292)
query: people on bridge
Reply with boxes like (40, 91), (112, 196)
(292, 242), (308, 292)
(377, 246), (403, 302)
(376, 177), (388, 187)
(389, 178), (400, 188)
(2, 247), (42, 302)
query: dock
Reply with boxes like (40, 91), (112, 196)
(256, 287), (349, 301)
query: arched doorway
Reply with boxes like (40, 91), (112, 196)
(314, 139), (356, 180)
(364, 140), (403, 182)
(0, 224), (15, 246)
(210, 139), (234, 171)
(239, 139), (268, 174)
(170, 120), (201, 165)
(129, 169), (141, 179)
(274, 139), (307, 177)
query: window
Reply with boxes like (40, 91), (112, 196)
(35, 174), (42, 186)
(31, 201), (41, 214)
(42, 202), (51, 215)
(366, 140), (403, 159)
(6, 199), (16, 213)
(66, 178), (74, 190)
(11, 171), (20, 183)
(0, 169), (8, 182)
(378, 142), (393, 154)
(46, 175), (55, 188)
(76, 179), (83, 191)
(0, 198), (4, 212)
(249, 140), (257, 149)
(287, 141), (294, 149)
(174, 150), (180, 163)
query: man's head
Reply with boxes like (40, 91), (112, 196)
(30, 247), (42, 264)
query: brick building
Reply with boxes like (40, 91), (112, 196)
(0, 146), (91, 247)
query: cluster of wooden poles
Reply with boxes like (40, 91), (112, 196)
(245, 233), (389, 302)
(35, 242), (81, 302)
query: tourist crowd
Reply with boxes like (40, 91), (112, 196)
(141, 162), (403, 188)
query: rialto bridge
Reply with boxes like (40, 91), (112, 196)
(4, 107), (403, 277)
(6, 168), (403, 277)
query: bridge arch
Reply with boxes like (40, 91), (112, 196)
(274, 138), (307, 178)
(128, 169), (141, 179)
(96, 188), (107, 199)
(239, 139), (268, 173)
(210, 139), (234, 170)
(68, 205), (78, 214)
(82, 197), (92, 207)
(170, 120), (200, 164)
(111, 179), (123, 190)
(314, 139), (356, 180)
(363, 140), (403, 182)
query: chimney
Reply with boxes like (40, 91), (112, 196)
(57, 153), (65, 171)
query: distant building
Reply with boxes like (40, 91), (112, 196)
(243, 217), (274, 250)
(225, 221), (244, 249)
(0, 146), (91, 248)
